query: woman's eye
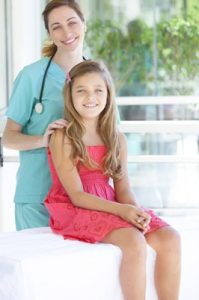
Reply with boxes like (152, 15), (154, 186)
(77, 90), (84, 93)
(52, 26), (60, 30)
(96, 89), (104, 93)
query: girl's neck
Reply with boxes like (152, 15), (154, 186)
(83, 118), (98, 132)
(53, 50), (83, 73)
(82, 120), (103, 146)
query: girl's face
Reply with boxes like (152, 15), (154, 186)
(48, 6), (85, 53)
(72, 72), (108, 122)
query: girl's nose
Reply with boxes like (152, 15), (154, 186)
(87, 92), (95, 101)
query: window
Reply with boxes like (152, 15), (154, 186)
(82, 0), (199, 209)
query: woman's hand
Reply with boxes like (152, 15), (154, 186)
(119, 204), (151, 232)
(42, 119), (68, 147)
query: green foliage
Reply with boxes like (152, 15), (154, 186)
(158, 16), (199, 79)
(85, 19), (153, 95)
(85, 14), (199, 96)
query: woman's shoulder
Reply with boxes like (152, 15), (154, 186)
(22, 57), (49, 77)
(10, 58), (50, 93)
(12, 58), (50, 88)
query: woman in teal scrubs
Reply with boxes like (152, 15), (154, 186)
(3, 0), (87, 230)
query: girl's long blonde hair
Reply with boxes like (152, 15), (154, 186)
(42, 0), (85, 57)
(63, 60), (122, 180)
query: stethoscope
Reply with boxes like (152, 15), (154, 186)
(34, 54), (55, 114)
(34, 54), (86, 114)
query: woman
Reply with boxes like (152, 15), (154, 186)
(3, 0), (87, 230)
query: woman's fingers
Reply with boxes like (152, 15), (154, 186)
(49, 122), (67, 129)
(42, 119), (68, 147)
(48, 119), (68, 130)
(52, 119), (68, 126)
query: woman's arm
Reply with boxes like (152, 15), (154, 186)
(3, 118), (67, 151)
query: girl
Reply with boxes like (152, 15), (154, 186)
(45, 60), (181, 300)
(3, 0), (86, 229)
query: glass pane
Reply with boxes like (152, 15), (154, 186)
(119, 104), (199, 121)
(84, 0), (199, 97)
(126, 133), (199, 155)
(128, 162), (199, 208)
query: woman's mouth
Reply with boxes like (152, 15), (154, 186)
(62, 36), (77, 45)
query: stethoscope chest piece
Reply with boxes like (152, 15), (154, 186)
(35, 102), (43, 114)
(34, 54), (55, 115)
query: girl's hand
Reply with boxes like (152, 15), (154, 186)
(119, 204), (151, 231)
(42, 119), (68, 147)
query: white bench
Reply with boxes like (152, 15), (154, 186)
(0, 227), (157, 300)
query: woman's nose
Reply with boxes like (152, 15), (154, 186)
(62, 25), (70, 36)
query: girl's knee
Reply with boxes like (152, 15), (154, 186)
(157, 226), (181, 253)
(167, 227), (181, 251)
(120, 228), (147, 256)
(163, 227), (180, 245)
(146, 226), (181, 255)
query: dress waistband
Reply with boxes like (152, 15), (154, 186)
(80, 173), (108, 183)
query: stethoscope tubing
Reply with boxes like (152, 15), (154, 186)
(35, 54), (86, 114)
(38, 53), (55, 105)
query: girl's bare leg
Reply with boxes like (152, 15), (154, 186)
(102, 227), (147, 300)
(145, 226), (181, 300)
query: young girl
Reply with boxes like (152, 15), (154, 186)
(45, 60), (181, 300)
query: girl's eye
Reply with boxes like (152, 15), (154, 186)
(77, 90), (85, 93)
(68, 22), (77, 26)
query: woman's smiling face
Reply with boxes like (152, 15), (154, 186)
(48, 6), (85, 53)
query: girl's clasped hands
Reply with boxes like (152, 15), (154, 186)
(119, 204), (151, 233)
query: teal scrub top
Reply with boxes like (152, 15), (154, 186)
(6, 58), (66, 203)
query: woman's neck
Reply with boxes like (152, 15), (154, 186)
(53, 50), (83, 73)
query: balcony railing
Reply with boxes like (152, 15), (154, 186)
(1, 96), (199, 164)
(118, 96), (199, 163)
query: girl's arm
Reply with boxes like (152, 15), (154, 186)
(114, 133), (151, 229)
(49, 129), (148, 229)
(2, 118), (67, 151)
(114, 132), (139, 206)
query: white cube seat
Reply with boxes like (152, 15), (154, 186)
(0, 227), (157, 300)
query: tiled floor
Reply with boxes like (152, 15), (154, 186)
(1, 162), (199, 299)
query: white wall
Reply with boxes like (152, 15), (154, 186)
(0, 0), (7, 111)
(11, 0), (43, 78)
